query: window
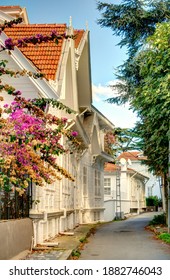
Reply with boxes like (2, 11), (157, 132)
(83, 166), (88, 196)
(104, 187), (111, 195)
(104, 178), (111, 195)
(95, 170), (101, 196)
(104, 178), (111, 186)
(94, 211), (100, 221)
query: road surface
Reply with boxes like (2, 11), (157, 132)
(79, 212), (170, 260)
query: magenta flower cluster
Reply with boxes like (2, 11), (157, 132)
(71, 131), (78, 137)
(0, 17), (23, 35)
(4, 31), (75, 50)
(10, 108), (43, 136)
(4, 38), (15, 50)
(0, 17), (80, 191)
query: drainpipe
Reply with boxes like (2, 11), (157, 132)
(35, 211), (48, 246)
(137, 184), (140, 214)
(59, 208), (67, 233)
(35, 186), (48, 245)
(59, 138), (67, 233)
(59, 177), (67, 232)
(43, 211), (47, 222)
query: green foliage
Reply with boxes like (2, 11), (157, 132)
(79, 237), (87, 243)
(158, 233), (170, 244)
(71, 249), (81, 257)
(97, 0), (170, 214)
(149, 213), (167, 226)
(32, 98), (76, 114)
(114, 127), (141, 151)
(104, 127), (142, 159)
(98, 2), (170, 177)
(130, 22), (170, 176)
(97, 0), (170, 56)
(146, 196), (162, 207)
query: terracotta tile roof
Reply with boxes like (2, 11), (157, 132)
(118, 151), (147, 161)
(74, 30), (85, 49)
(104, 163), (120, 172)
(104, 162), (142, 174)
(4, 24), (66, 80)
(0, 5), (22, 10)
(4, 24), (85, 80)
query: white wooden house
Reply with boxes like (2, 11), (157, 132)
(103, 150), (162, 222)
(0, 6), (115, 245)
(118, 151), (161, 199)
(104, 160), (148, 222)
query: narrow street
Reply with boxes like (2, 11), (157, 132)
(79, 212), (170, 260)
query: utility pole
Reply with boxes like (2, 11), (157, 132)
(116, 163), (121, 219)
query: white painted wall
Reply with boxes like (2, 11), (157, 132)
(104, 166), (147, 221)
(104, 200), (115, 222)
(0, 51), (40, 105)
(129, 160), (161, 198)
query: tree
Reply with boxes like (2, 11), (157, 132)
(97, 1), (170, 221)
(125, 22), (170, 175)
(0, 18), (79, 195)
(97, 0), (170, 172)
(146, 196), (162, 209)
(97, 0), (170, 104)
(97, 0), (170, 57)
(131, 23), (170, 218)
(104, 127), (141, 158)
(113, 22), (170, 182)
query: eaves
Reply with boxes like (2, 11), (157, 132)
(0, 31), (59, 99)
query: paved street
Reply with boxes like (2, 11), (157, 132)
(79, 212), (170, 260)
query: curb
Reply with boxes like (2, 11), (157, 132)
(58, 250), (73, 260)
(66, 225), (97, 260)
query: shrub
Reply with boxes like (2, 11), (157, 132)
(146, 196), (159, 206)
(71, 250), (81, 257)
(79, 237), (87, 243)
(158, 233), (170, 244)
(149, 213), (167, 226)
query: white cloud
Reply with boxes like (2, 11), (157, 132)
(92, 81), (138, 128)
(92, 80), (119, 102)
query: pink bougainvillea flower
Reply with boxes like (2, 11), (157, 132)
(71, 131), (78, 137)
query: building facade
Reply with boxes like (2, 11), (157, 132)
(0, 6), (115, 245)
(104, 156), (148, 222)
(118, 151), (162, 198)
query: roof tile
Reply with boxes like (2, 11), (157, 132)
(4, 24), (66, 80)
(104, 163), (120, 172)
(4, 24), (86, 80)
(74, 29), (85, 49)
(104, 162), (140, 174)
(118, 151), (147, 161)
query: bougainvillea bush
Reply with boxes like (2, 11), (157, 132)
(0, 18), (79, 195)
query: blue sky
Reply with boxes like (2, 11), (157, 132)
(1, 0), (138, 127)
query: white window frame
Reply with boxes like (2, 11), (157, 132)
(104, 178), (111, 195)
(95, 170), (101, 196)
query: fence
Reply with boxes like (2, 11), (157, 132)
(0, 183), (32, 220)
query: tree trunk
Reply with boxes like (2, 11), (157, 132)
(163, 173), (168, 224)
